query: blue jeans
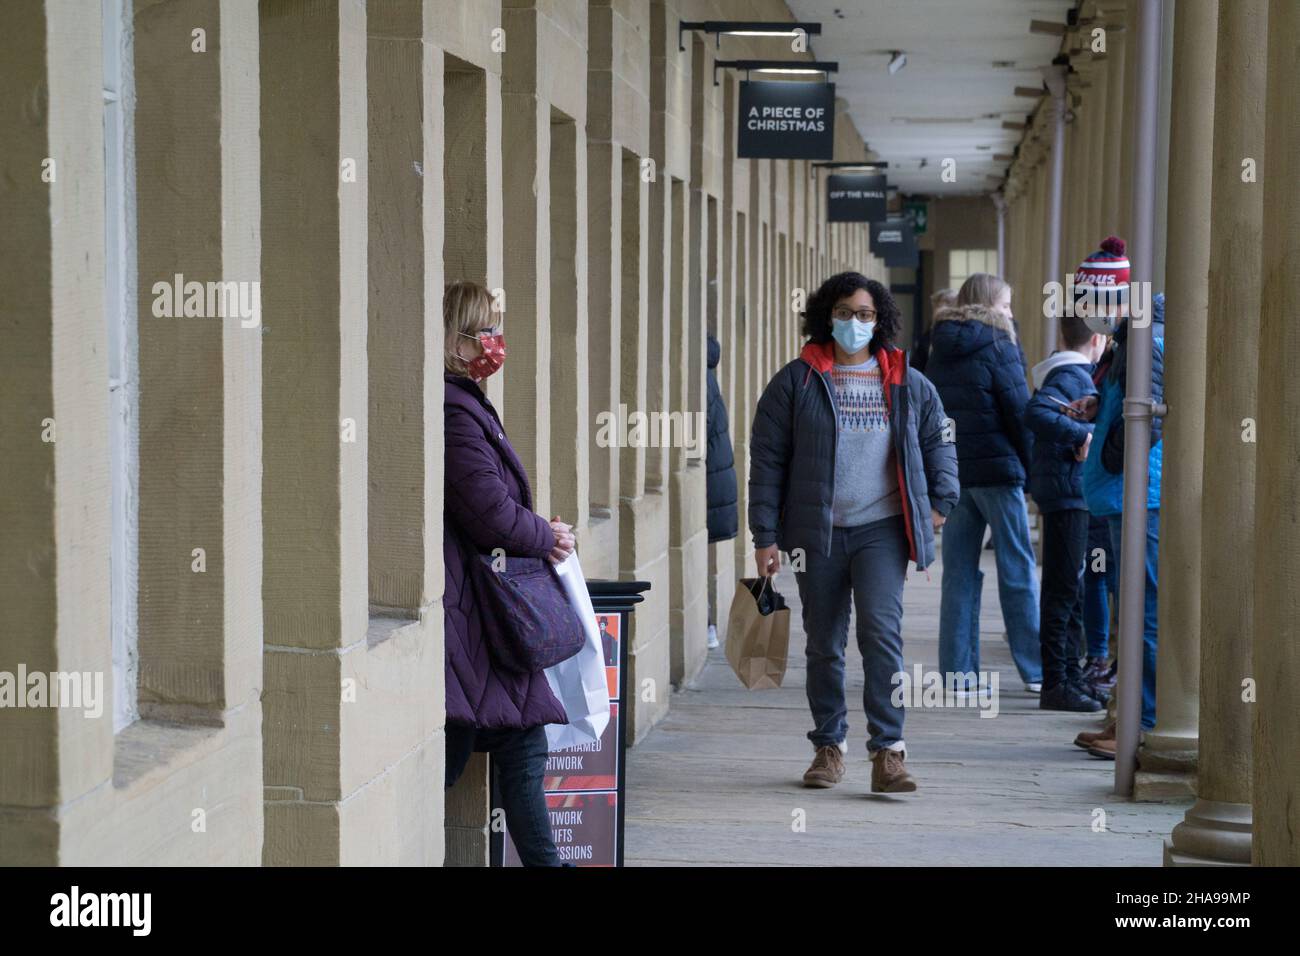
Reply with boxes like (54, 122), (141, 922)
(794, 516), (910, 752)
(938, 485), (1043, 685)
(1083, 516), (1116, 659)
(446, 723), (559, 867)
(1106, 511), (1159, 730)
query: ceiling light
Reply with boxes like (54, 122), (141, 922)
(713, 59), (839, 85)
(679, 20), (822, 51)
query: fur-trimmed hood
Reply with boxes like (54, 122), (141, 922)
(932, 303), (1018, 343)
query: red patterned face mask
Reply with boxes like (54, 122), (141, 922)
(459, 330), (506, 381)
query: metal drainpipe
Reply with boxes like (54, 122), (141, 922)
(1114, 0), (1167, 796)
(1042, 63), (1068, 359)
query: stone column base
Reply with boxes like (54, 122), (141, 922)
(1165, 798), (1252, 866)
(1135, 770), (1197, 803)
(1164, 841), (1248, 867)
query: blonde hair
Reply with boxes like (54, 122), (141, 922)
(931, 288), (957, 311)
(443, 281), (496, 376)
(957, 272), (1011, 309)
(955, 272), (1017, 343)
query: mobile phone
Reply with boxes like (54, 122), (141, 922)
(1044, 394), (1081, 416)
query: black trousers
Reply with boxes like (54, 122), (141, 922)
(1039, 508), (1089, 690)
(445, 723), (560, 867)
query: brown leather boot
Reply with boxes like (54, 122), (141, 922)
(802, 744), (845, 788)
(871, 748), (917, 793)
(1087, 736), (1117, 760)
(1073, 721), (1115, 750)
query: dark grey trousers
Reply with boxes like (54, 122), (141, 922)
(794, 514), (910, 752)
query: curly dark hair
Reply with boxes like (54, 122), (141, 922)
(801, 271), (901, 354)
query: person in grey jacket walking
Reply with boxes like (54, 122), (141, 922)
(749, 271), (959, 794)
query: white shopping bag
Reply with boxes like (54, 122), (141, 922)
(544, 553), (611, 750)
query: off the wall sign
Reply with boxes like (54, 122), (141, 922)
(826, 172), (887, 222)
(737, 80), (835, 160)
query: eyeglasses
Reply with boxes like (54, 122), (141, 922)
(831, 307), (877, 322)
(458, 325), (501, 340)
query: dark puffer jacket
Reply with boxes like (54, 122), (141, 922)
(706, 335), (738, 542)
(444, 373), (566, 730)
(924, 304), (1033, 488)
(1024, 352), (1097, 512)
(748, 342), (960, 571)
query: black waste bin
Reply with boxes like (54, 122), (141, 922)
(491, 578), (650, 867)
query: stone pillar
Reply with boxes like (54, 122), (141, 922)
(435, 0), (507, 867)
(262, 0), (441, 867)
(1252, 0), (1300, 867)
(1141, 0), (1217, 804)
(500, 7), (552, 516)
(548, 117), (591, 527)
(1, 0), (269, 865)
(1085, 48), (1109, 245)
(1117, 0), (1140, 242)
(260, 0), (371, 866)
(368, 0), (444, 613)
(1166, 0), (1267, 866)
(1099, 8), (1126, 234)
(0, 0), (111, 862)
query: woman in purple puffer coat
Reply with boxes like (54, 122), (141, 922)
(443, 281), (575, 867)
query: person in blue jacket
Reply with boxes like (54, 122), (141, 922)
(1077, 238), (1164, 758)
(925, 273), (1043, 694)
(1025, 313), (1109, 713)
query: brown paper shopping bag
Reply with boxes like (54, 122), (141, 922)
(725, 577), (791, 689)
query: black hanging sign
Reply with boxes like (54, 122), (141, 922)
(826, 172), (887, 222)
(737, 80), (835, 160)
(870, 219), (918, 268)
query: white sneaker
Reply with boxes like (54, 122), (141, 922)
(707, 624), (719, 648)
(1025, 682), (1042, 695)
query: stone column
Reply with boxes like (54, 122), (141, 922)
(584, 0), (624, 577)
(0, 0), (111, 861)
(1166, 0), (1267, 866)
(1117, 0), (1140, 242)
(1085, 46), (1109, 245)
(1252, 0), (1300, 867)
(1099, 7), (1126, 234)
(1141, 0), (1217, 804)
(260, 0), (371, 866)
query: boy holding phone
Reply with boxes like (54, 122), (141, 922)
(1025, 313), (1108, 712)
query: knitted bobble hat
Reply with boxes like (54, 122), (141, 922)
(1074, 236), (1130, 290)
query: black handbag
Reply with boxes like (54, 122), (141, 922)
(468, 550), (587, 674)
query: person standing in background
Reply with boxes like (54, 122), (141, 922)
(705, 333), (738, 649)
(925, 273), (1043, 695)
(1024, 313), (1108, 713)
(1077, 239), (1165, 758)
(913, 288), (956, 376)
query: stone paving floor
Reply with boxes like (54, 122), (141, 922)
(624, 544), (1189, 866)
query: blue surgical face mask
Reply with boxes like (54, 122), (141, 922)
(831, 317), (876, 354)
